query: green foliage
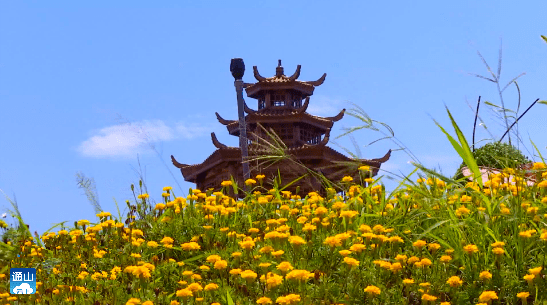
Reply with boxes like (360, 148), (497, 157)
(454, 141), (530, 179)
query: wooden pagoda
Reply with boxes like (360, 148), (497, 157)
(171, 60), (391, 195)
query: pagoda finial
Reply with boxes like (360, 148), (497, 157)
(276, 59), (284, 77)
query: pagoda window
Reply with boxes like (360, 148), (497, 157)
(258, 98), (265, 109)
(272, 94), (285, 107)
(292, 94), (302, 108)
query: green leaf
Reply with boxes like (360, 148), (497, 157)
(434, 107), (482, 188)
(542, 35), (547, 43)
(530, 139), (546, 165)
(227, 290), (235, 305)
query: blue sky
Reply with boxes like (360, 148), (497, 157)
(1, 1), (546, 235)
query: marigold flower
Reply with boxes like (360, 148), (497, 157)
(523, 274), (535, 282)
(479, 271), (492, 280)
(214, 260), (228, 270)
(440, 255), (452, 263)
(323, 236), (342, 247)
(180, 242), (201, 250)
(239, 240), (255, 250)
(421, 294), (437, 301)
(364, 285), (381, 296)
(240, 270), (258, 281)
(343, 257), (360, 267)
(492, 247), (505, 255)
(288, 235), (306, 246)
(517, 291), (530, 299)
(463, 244), (479, 254)
(221, 180), (232, 187)
(529, 266), (542, 275)
(342, 176), (354, 182)
(256, 297), (273, 304)
(478, 291), (498, 302)
(286, 269), (313, 281)
(446, 276), (463, 288)
(245, 179), (257, 186)
(413, 240), (427, 248)
(204, 283), (218, 291)
(390, 262), (403, 273)
(175, 288), (193, 298)
(186, 283), (203, 292)
(403, 278), (415, 285)
(277, 261), (294, 272)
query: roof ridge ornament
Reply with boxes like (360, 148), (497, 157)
(319, 128), (331, 146)
(253, 66), (267, 82)
(288, 65), (301, 81)
(296, 97), (310, 113)
(327, 108), (346, 122)
(171, 155), (189, 168)
(305, 73), (327, 86)
(211, 132), (227, 149)
(215, 112), (233, 125)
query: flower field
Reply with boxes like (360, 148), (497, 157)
(2, 162), (547, 304)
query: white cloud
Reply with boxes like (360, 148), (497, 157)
(78, 119), (217, 158)
(77, 120), (174, 158)
(306, 95), (347, 116)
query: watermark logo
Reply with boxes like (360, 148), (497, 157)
(10, 268), (36, 294)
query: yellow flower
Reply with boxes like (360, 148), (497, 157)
(364, 285), (381, 296)
(324, 236), (342, 247)
(286, 270), (313, 281)
(390, 262), (403, 273)
(479, 271), (492, 280)
(359, 165), (371, 171)
(180, 242), (201, 250)
(221, 180), (232, 187)
(517, 291), (530, 299)
(439, 255), (452, 263)
(214, 260), (228, 270)
(403, 278), (415, 285)
(342, 176), (353, 183)
(240, 270), (258, 280)
(478, 291), (498, 303)
(463, 244), (479, 254)
(421, 294), (437, 301)
(288, 235), (306, 246)
(343, 257), (360, 267)
(533, 162), (546, 170)
(529, 266), (542, 275)
(277, 262), (294, 272)
(523, 274), (535, 282)
(256, 297), (273, 304)
(175, 288), (193, 298)
(492, 247), (505, 255)
(239, 240), (256, 250)
(256, 174), (266, 180)
(245, 179), (257, 186)
(413, 240), (427, 248)
(446, 276), (463, 288)
(204, 283), (218, 291)
(126, 298), (142, 305)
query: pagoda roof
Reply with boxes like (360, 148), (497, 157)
(244, 60), (327, 98)
(215, 106), (346, 136)
(171, 132), (391, 183)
